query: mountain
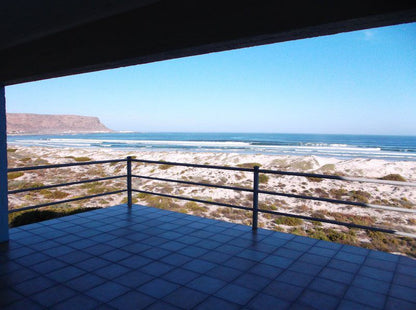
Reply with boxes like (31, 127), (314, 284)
(7, 113), (113, 134)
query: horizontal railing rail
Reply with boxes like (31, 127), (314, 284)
(259, 168), (416, 187)
(8, 175), (127, 195)
(132, 158), (253, 172)
(133, 189), (252, 212)
(258, 189), (416, 214)
(7, 158), (126, 172)
(131, 174), (253, 193)
(7, 156), (416, 238)
(9, 190), (126, 214)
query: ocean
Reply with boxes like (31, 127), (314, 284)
(7, 132), (416, 161)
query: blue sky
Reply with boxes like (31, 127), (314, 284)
(5, 22), (416, 135)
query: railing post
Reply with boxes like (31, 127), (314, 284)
(252, 165), (259, 230)
(127, 156), (132, 208)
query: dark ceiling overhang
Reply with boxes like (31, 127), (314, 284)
(1, 1), (416, 85)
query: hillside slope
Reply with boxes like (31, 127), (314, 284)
(7, 113), (112, 134)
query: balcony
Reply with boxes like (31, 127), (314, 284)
(1, 204), (416, 309)
(2, 158), (416, 309)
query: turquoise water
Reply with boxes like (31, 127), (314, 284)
(7, 132), (416, 161)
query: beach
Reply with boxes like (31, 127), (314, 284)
(6, 145), (416, 256)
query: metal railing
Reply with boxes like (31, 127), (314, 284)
(7, 156), (416, 238)
(7, 159), (127, 213)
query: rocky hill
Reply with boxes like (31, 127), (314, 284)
(7, 113), (112, 134)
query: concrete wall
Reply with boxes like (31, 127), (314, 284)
(0, 86), (9, 242)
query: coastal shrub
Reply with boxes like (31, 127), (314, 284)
(308, 229), (330, 241)
(137, 192), (150, 199)
(184, 202), (208, 215)
(33, 158), (50, 165)
(158, 184), (174, 194)
(259, 203), (277, 211)
(379, 174), (407, 182)
(140, 195), (182, 211)
(121, 196), (138, 204)
(314, 188), (329, 198)
(258, 174), (269, 184)
(366, 231), (416, 257)
(79, 181), (118, 195)
(290, 227), (307, 236)
(313, 211), (374, 226)
(312, 220), (322, 227)
(306, 176), (323, 182)
(157, 160), (174, 170)
(326, 229), (356, 244)
(40, 189), (70, 199)
(389, 198), (414, 209)
(274, 216), (303, 226)
(71, 156), (92, 162)
(237, 162), (262, 169)
(349, 190), (371, 203)
(272, 225), (285, 232)
(159, 164), (173, 170)
(310, 210), (329, 219)
(308, 228), (357, 245)
(184, 201), (207, 211)
(80, 182), (99, 189)
(88, 185), (115, 195)
(7, 148), (17, 152)
(8, 172), (24, 180)
(371, 198), (390, 206)
(9, 181), (45, 191)
(329, 188), (348, 199)
(9, 206), (102, 227)
(216, 207), (248, 220)
(297, 205), (310, 213)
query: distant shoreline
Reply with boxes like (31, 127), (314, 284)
(7, 132), (416, 161)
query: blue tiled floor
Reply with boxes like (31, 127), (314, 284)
(1, 204), (415, 309)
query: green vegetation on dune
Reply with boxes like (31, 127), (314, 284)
(7, 171), (24, 180)
(80, 181), (120, 195)
(9, 206), (102, 227)
(121, 196), (138, 204)
(306, 176), (323, 182)
(274, 216), (303, 226)
(258, 174), (269, 184)
(365, 231), (416, 257)
(8, 181), (45, 191)
(65, 156), (92, 162)
(379, 174), (407, 182)
(307, 228), (357, 244)
(159, 164), (174, 170)
(39, 189), (70, 199)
